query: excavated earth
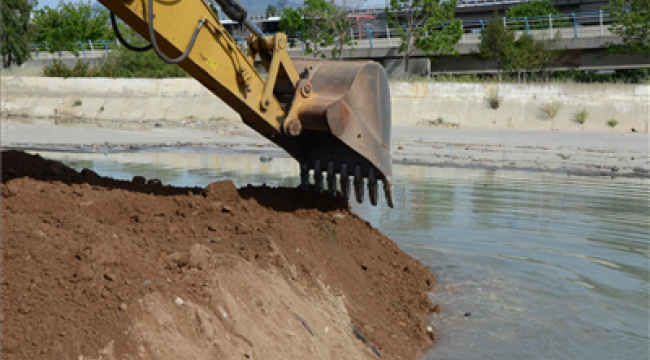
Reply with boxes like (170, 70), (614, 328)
(1, 150), (439, 360)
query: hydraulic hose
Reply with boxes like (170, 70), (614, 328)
(110, 12), (153, 52)
(148, 0), (205, 65)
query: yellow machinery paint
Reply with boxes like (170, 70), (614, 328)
(99, 0), (394, 206)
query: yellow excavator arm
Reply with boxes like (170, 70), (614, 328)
(99, 0), (394, 207)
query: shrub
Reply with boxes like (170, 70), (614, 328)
(43, 60), (72, 78)
(575, 108), (589, 124)
(486, 86), (501, 109)
(99, 46), (189, 78)
(607, 119), (618, 127)
(73, 100), (82, 107)
(541, 100), (561, 120)
(43, 59), (114, 78)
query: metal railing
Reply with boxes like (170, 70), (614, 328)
(29, 40), (121, 59)
(285, 11), (615, 51)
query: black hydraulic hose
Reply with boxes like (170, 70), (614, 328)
(148, 0), (205, 64)
(110, 12), (153, 52)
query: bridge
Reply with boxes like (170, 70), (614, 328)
(20, 11), (648, 76)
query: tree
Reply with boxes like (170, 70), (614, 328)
(505, 0), (568, 30)
(1, 0), (37, 68)
(536, 32), (567, 82)
(385, 0), (462, 75)
(475, 12), (516, 79)
(505, 0), (560, 18)
(207, 0), (219, 16)
(279, 0), (336, 59)
(477, 14), (568, 82)
(509, 35), (544, 83)
(316, 1), (364, 60)
(32, 0), (114, 56)
(605, 0), (650, 57)
(265, 5), (278, 17)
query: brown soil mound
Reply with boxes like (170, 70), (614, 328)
(2, 150), (438, 360)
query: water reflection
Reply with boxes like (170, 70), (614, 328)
(32, 150), (649, 360)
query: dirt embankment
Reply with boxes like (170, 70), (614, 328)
(1, 151), (439, 360)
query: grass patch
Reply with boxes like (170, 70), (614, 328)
(575, 108), (589, 124)
(541, 101), (561, 120)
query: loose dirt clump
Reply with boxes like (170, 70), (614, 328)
(2, 150), (438, 360)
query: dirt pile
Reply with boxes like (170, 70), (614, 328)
(2, 150), (438, 360)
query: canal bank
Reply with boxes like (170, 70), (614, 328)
(2, 122), (648, 178)
(2, 77), (649, 133)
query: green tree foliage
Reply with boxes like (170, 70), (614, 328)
(43, 59), (113, 77)
(537, 32), (567, 82)
(316, 1), (362, 60)
(476, 12), (567, 82)
(43, 21), (187, 79)
(32, 1), (115, 56)
(266, 5), (278, 17)
(505, 0), (560, 18)
(43, 46), (189, 78)
(100, 24), (187, 78)
(605, 0), (650, 57)
(208, 1), (219, 16)
(279, 0), (335, 59)
(505, 0), (568, 30)
(509, 35), (541, 82)
(475, 12), (516, 78)
(385, 0), (462, 74)
(1, 0), (37, 68)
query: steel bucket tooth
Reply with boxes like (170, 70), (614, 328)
(354, 165), (364, 204)
(368, 167), (378, 206)
(276, 60), (393, 207)
(300, 162), (310, 193)
(327, 161), (337, 197)
(313, 159), (323, 195)
(340, 163), (350, 200)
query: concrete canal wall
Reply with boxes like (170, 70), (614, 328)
(2, 77), (648, 133)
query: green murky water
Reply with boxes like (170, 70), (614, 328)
(32, 150), (650, 360)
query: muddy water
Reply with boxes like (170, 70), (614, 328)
(31, 150), (650, 360)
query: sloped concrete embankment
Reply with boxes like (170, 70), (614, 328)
(391, 82), (650, 133)
(2, 77), (648, 133)
(1, 77), (240, 130)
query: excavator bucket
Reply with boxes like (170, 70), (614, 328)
(274, 59), (394, 207)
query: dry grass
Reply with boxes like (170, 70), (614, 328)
(541, 100), (562, 120)
(486, 86), (501, 109)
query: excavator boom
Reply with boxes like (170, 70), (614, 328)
(98, 0), (394, 206)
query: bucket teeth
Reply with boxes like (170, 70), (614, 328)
(314, 159), (323, 195)
(327, 161), (337, 198)
(300, 162), (310, 193)
(339, 163), (350, 200)
(301, 162), (390, 207)
(368, 167), (378, 206)
(353, 165), (364, 204)
(383, 182), (394, 208)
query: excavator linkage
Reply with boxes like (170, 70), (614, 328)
(99, 0), (394, 207)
